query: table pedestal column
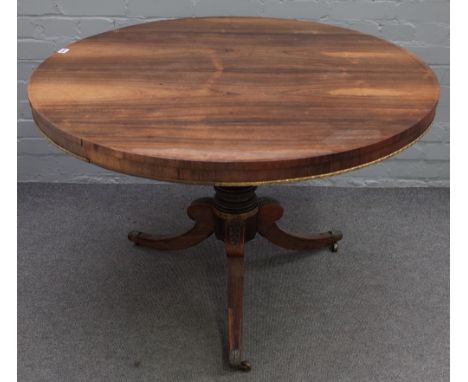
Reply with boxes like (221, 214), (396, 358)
(128, 186), (342, 371)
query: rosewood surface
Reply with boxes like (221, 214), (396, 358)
(28, 17), (439, 185)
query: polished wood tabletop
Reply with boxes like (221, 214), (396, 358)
(28, 17), (439, 185)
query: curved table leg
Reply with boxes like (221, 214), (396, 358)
(225, 219), (251, 372)
(257, 197), (343, 251)
(128, 197), (215, 251)
(127, 189), (342, 372)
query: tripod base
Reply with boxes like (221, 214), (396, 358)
(128, 186), (342, 371)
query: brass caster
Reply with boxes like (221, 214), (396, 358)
(128, 231), (139, 240)
(229, 360), (251, 372)
(238, 360), (251, 372)
(229, 350), (251, 372)
(330, 242), (338, 252)
(128, 231), (141, 246)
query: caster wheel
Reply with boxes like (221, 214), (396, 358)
(128, 231), (141, 245)
(330, 242), (338, 252)
(239, 360), (251, 372)
(229, 350), (251, 372)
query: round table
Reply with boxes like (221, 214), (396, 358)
(28, 17), (439, 371)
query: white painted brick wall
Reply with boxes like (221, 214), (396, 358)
(17, 0), (450, 186)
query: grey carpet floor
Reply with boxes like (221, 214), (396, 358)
(18, 184), (449, 382)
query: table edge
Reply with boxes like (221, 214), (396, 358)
(27, 17), (441, 186)
(30, 101), (438, 186)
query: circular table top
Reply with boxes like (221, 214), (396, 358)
(28, 17), (439, 185)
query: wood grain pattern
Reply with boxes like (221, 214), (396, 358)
(128, 197), (215, 250)
(257, 197), (342, 250)
(28, 17), (439, 185)
(125, 186), (343, 369)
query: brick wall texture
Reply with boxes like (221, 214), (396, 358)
(17, 0), (449, 186)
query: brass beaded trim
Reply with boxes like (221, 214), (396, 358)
(212, 207), (259, 221)
(41, 125), (430, 187)
(42, 133), (90, 163)
(216, 127), (432, 186)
